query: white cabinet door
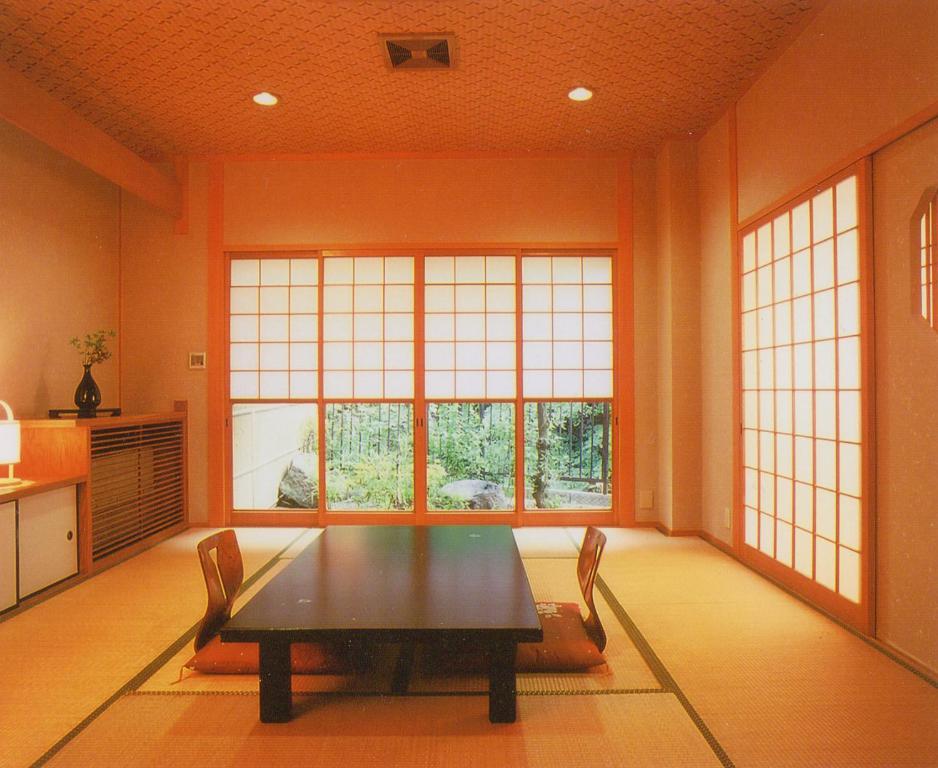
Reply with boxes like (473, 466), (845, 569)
(0, 501), (15, 611)
(18, 487), (78, 599)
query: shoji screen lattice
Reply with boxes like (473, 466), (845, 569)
(424, 255), (516, 399)
(323, 256), (414, 399)
(229, 257), (318, 399)
(521, 255), (613, 398)
(739, 170), (869, 622)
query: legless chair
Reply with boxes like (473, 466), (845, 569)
(194, 529), (242, 651)
(515, 526), (608, 671)
(183, 529), (348, 674)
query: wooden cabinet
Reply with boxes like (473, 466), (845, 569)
(17, 486), (78, 599)
(19, 413), (187, 574)
(0, 483), (80, 614)
(0, 502), (15, 612)
(0, 412), (186, 615)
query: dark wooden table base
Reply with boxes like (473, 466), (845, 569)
(224, 526), (542, 725)
(257, 639), (520, 724)
(259, 640), (292, 723)
(488, 640), (518, 723)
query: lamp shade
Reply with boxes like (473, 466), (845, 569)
(0, 400), (21, 466)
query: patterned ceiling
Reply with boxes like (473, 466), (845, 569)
(0, 0), (817, 160)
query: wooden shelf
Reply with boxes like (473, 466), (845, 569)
(0, 476), (87, 503)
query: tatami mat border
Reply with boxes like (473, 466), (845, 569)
(31, 528), (312, 768)
(565, 528), (737, 768)
(34, 527), (726, 768)
(594, 575), (735, 768)
(127, 686), (668, 698)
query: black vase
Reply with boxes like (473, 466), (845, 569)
(74, 364), (101, 417)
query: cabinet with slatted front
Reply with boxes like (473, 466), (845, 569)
(19, 413), (188, 574)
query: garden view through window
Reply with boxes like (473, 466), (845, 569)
(229, 252), (615, 515)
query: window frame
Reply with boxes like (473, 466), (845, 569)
(913, 186), (938, 331)
(225, 247), (624, 529)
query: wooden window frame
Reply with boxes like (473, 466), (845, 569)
(914, 187), (938, 331)
(225, 247), (624, 529)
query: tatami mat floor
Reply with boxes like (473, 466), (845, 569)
(1, 526), (936, 768)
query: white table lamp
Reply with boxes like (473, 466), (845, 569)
(0, 400), (22, 487)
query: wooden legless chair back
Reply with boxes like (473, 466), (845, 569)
(194, 529), (244, 651)
(576, 526), (608, 652)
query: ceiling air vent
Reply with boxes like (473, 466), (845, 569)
(380, 34), (455, 70)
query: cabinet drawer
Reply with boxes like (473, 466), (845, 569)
(0, 502), (15, 611)
(18, 487), (78, 599)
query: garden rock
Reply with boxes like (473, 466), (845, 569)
(277, 452), (318, 508)
(439, 479), (507, 510)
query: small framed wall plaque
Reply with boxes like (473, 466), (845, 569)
(188, 352), (206, 369)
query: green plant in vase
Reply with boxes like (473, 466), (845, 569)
(70, 329), (116, 417)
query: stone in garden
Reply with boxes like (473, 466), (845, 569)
(277, 452), (319, 508)
(439, 479), (507, 510)
(549, 489), (610, 508)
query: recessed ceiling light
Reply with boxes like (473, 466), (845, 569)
(252, 91), (279, 106)
(568, 86), (594, 102)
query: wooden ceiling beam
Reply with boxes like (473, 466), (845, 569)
(0, 63), (180, 217)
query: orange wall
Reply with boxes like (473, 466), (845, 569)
(736, 0), (938, 222)
(697, 114), (734, 545)
(120, 162), (209, 522)
(871, 117), (938, 673)
(176, 156), (621, 522)
(0, 120), (120, 419)
(223, 157), (618, 245)
(696, 0), (938, 667)
(655, 140), (702, 533)
(631, 157), (658, 523)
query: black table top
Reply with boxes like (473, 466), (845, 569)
(221, 525), (543, 643)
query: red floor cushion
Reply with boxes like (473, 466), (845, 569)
(184, 637), (350, 674)
(515, 601), (606, 671)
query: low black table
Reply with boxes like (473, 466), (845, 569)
(221, 525), (543, 723)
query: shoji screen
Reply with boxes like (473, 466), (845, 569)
(322, 255), (415, 399)
(739, 168), (870, 628)
(521, 255), (613, 398)
(229, 257), (318, 399)
(424, 255), (516, 399)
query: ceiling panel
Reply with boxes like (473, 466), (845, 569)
(0, 0), (818, 160)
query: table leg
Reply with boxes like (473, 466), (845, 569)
(391, 641), (415, 694)
(488, 640), (517, 723)
(259, 640), (292, 723)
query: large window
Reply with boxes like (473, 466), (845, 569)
(739, 169), (869, 627)
(228, 250), (616, 521)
